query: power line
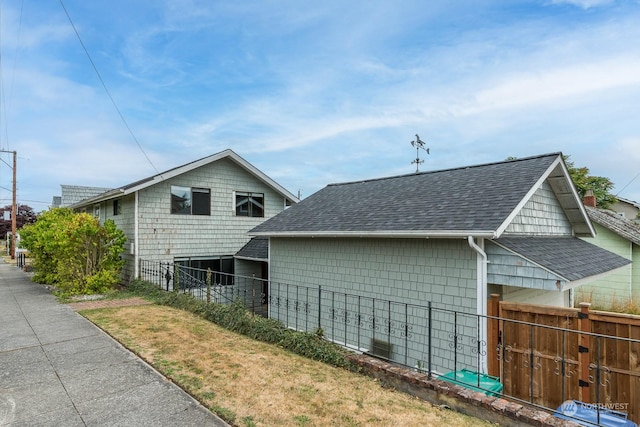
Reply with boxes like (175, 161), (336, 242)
(615, 171), (640, 197)
(0, 155), (11, 168)
(58, 0), (159, 173)
(0, 0), (25, 152)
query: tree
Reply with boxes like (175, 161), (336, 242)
(20, 208), (127, 295)
(564, 156), (617, 209)
(0, 204), (37, 238)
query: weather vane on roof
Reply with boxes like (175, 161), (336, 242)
(410, 134), (429, 173)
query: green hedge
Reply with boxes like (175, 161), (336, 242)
(128, 280), (357, 370)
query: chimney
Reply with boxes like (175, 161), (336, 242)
(583, 189), (596, 207)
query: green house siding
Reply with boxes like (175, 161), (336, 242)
(576, 224), (633, 307)
(269, 237), (479, 373)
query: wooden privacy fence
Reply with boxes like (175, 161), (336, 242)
(487, 295), (640, 424)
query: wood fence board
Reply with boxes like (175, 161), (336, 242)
(497, 301), (640, 425)
(629, 325), (640, 423)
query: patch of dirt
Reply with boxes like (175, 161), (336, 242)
(68, 297), (152, 311)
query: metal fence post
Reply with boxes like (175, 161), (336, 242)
(427, 301), (432, 379)
(318, 285), (322, 330)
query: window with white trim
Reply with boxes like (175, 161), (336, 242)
(235, 192), (264, 217)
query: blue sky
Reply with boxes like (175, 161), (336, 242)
(1, 0), (640, 211)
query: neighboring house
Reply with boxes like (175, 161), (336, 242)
(250, 152), (630, 373)
(54, 185), (113, 208)
(575, 204), (640, 308)
(611, 197), (640, 221)
(69, 149), (298, 283)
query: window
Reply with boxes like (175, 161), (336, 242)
(93, 204), (100, 219)
(235, 192), (264, 217)
(171, 186), (210, 215)
(113, 199), (121, 216)
(175, 256), (235, 286)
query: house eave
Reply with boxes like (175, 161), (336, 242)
(234, 255), (268, 262)
(69, 189), (125, 209)
(494, 155), (596, 238)
(250, 230), (497, 239)
(69, 149), (299, 210)
(121, 150), (299, 203)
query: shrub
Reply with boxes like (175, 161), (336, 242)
(128, 280), (357, 370)
(20, 208), (126, 295)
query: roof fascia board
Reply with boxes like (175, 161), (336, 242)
(123, 150), (299, 202)
(234, 255), (268, 262)
(494, 155), (562, 238)
(554, 157), (596, 237)
(494, 155), (595, 238)
(72, 149), (299, 208)
(123, 150), (232, 195)
(250, 230), (497, 239)
(226, 151), (299, 202)
(69, 189), (124, 209)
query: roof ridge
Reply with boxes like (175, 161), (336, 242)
(327, 152), (562, 188)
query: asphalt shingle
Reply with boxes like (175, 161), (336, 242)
(251, 153), (562, 235)
(235, 236), (269, 261)
(493, 236), (631, 281)
(586, 206), (640, 246)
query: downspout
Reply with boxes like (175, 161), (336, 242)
(134, 190), (140, 279)
(468, 236), (488, 373)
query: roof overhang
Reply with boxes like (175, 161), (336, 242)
(234, 255), (268, 262)
(250, 230), (497, 239)
(69, 188), (125, 209)
(491, 236), (631, 287)
(69, 149), (299, 209)
(495, 155), (595, 238)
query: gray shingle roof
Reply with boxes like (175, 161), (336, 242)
(493, 236), (631, 281)
(235, 237), (268, 261)
(251, 153), (573, 237)
(586, 206), (640, 246)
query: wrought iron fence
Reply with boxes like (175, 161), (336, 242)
(137, 259), (640, 425)
(139, 259), (268, 315)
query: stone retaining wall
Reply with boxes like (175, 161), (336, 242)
(347, 354), (580, 427)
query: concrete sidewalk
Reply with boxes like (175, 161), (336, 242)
(0, 260), (227, 426)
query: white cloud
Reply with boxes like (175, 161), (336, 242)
(464, 55), (640, 115)
(549, 0), (615, 9)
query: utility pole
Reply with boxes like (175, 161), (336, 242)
(0, 150), (17, 259)
(11, 151), (16, 260)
